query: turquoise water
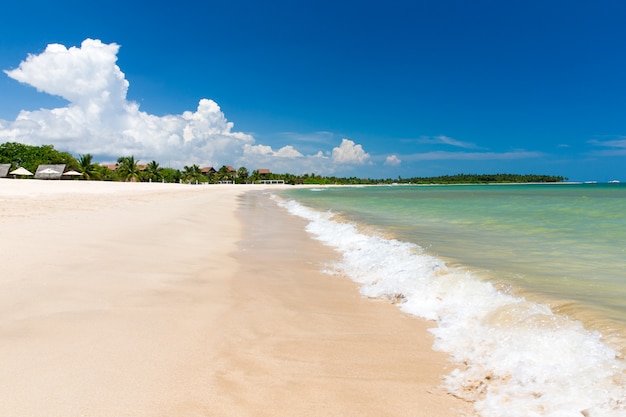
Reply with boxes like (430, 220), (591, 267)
(276, 183), (626, 416)
(283, 183), (626, 325)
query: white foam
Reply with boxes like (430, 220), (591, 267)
(276, 197), (626, 417)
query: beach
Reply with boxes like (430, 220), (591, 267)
(0, 180), (472, 417)
(277, 184), (626, 416)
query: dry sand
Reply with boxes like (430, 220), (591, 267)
(0, 180), (473, 416)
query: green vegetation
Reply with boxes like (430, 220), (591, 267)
(243, 172), (566, 185)
(396, 173), (566, 184)
(78, 153), (100, 180)
(144, 160), (163, 182)
(0, 142), (566, 184)
(0, 142), (80, 173)
(116, 156), (142, 182)
(182, 164), (202, 183)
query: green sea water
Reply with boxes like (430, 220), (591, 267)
(282, 183), (626, 329)
(277, 182), (626, 415)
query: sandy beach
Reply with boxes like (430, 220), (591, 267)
(0, 180), (472, 416)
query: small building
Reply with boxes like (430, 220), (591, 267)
(201, 167), (217, 176)
(256, 168), (284, 184)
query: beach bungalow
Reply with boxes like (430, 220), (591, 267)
(257, 168), (270, 183)
(256, 168), (284, 184)
(201, 167), (217, 177)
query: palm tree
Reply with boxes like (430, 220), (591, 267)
(183, 164), (202, 183)
(78, 153), (99, 180)
(145, 160), (163, 182)
(116, 156), (141, 182)
(217, 165), (234, 183)
(250, 169), (260, 183)
(237, 166), (249, 183)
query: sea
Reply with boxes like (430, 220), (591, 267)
(273, 183), (626, 417)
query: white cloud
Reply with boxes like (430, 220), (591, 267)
(243, 144), (304, 158)
(331, 138), (370, 164)
(385, 154), (401, 166)
(588, 138), (626, 149)
(274, 145), (303, 158)
(5, 39), (128, 106)
(587, 138), (626, 156)
(0, 39), (378, 175)
(1, 39), (256, 168)
(243, 144), (273, 156)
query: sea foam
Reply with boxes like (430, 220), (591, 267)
(276, 196), (626, 417)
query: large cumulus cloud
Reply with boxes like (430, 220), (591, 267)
(1, 38), (371, 173)
(6, 39), (128, 106)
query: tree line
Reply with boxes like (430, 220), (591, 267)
(0, 142), (250, 183)
(0, 142), (566, 184)
(396, 173), (566, 184)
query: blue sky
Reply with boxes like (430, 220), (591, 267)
(1, 0), (625, 181)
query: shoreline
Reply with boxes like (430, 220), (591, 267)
(0, 181), (472, 416)
(222, 190), (473, 416)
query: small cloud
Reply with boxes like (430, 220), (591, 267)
(385, 154), (401, 166)
(418, 135), (481, 149)
(243, 144), (273, 156)
(331, 138), (370, 164)
(588, 138), (626, 148)
(587, 138), (626, 156)
(278, 131), (336, 144)
(243, 144), (303, 158)
(274, 145), (303, 158)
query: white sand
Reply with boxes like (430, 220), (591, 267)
(0, 179), (473, 416)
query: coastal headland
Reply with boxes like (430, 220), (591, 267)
(0, 180), (473, 416)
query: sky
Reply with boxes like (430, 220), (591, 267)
(1, 0), (625, 181)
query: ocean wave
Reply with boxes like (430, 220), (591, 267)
(275, 196), (626, 417)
